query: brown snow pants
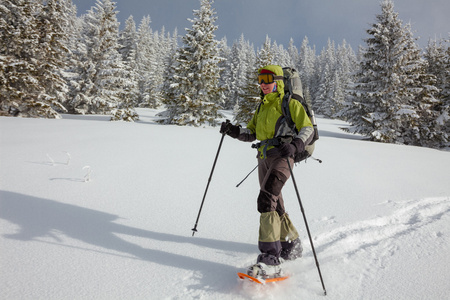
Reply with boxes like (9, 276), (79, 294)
(257, 155), (299, 259)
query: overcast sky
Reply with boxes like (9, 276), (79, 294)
(72, 0), (450, 51)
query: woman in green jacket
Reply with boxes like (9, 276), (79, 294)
(220, 65), (314, 278)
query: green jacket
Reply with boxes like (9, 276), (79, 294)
(238, 65), (314, 158)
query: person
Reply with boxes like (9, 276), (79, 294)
(220, 65), (314, 278)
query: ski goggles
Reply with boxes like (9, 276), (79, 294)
(257, 73), (283, 84)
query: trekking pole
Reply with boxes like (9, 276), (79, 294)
(235, 164), (258, 187)
(191, 120), (230, 236)
(286, 158), (327, 296)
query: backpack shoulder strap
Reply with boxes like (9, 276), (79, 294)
(281, 93), (295, 129)
(256, 101), (263, 114)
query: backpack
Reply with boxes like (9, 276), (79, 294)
(281, 67), (319, 163)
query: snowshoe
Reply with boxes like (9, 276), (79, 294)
(247, 263), (283, 279)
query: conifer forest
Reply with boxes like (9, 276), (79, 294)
(1, 0), (449, 148)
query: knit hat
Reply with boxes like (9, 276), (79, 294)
(259, 69), (275, 74)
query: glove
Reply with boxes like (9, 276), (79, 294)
(220, 121), (240, 138)
(278, 143), (296, 158)
(220, 121), (231, 134)
(279, 139), (305, 158)
(291, 138), (305, 153)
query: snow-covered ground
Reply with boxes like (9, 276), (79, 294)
(1, 108), (449, 299)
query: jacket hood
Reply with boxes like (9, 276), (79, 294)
(258, 65), (285, 98)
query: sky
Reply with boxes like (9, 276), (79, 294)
(72, 0), (450, 51)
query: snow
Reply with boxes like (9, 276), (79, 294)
(1, 108), (449, 299)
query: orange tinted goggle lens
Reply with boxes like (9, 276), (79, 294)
(258, 73), (275, 84)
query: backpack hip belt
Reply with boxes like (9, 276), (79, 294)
(252, 136), (294, 159)
(252, 138), (279, 159)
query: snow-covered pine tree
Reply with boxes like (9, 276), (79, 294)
(443, 38), (450, 107)
(313, 39), (357, 118)
(159, 28), (179, 109)
(110, 18), (139, 120)
(118, 16), (138, 79)
(344, 0), (431, 143)
(234, 41), (258, 124)
(288, 38), (300, 69)
(228, 35), (253, 115)
(425, 38), (448, 102)
(151, 27), (172, 107)
(396, 23), (440, 146)
(256, 35), (274, 68)
(0, 0), (66, 118)
(61, 0), (87, 115)
(136, 15), (155, 107)
(440, 37), (450, 144)
(34, 0), (71, 112)
(298, 36), (316, 105)
(159, 0), (224, 126)
(64, 12), (96, 115)
(82, 0), (135, 119)
(338, 45), (365, 122)
(217, 37), (233, 109)
(135, 15), (157, 108)
(423, 37), (450, 147)
(444, 39), (450, 145)
(314, 39), (337, 117)
(332, 40), (358, 119)
(117, 15), (139, 109)
(234, 57), (259, 125)
(272, 41), (290, 67)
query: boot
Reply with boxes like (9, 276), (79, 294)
(247, 253), (283, 279)
(280, 237), (303, 261)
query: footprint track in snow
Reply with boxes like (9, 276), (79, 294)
(314, 197), (450, 259)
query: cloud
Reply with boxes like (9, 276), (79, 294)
(73, 0), (450, 50)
